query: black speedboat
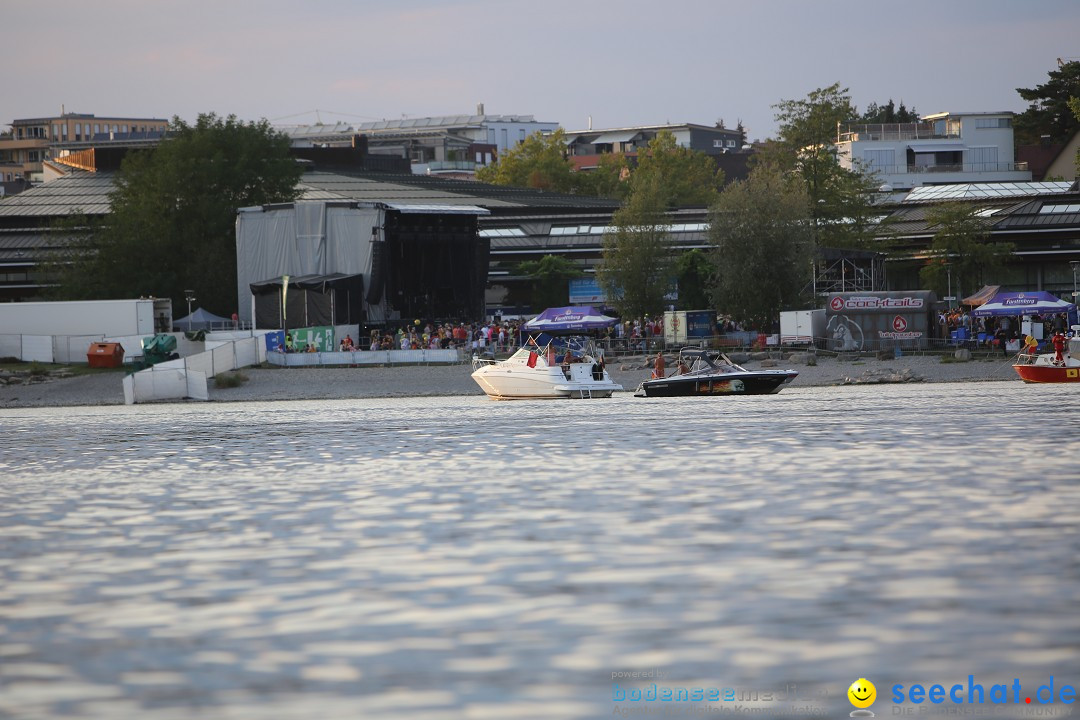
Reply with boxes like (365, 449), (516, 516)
(634, 348), (798, 397)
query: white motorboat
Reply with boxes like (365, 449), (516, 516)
(471, 335), (622, 399)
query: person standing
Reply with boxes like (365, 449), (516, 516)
(652, 351), (666, 379)
(1052, 331), (1067, 365)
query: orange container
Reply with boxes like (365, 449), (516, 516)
(87, 342), (125, 368)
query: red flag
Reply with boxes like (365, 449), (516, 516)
(527, 351), (538, 368)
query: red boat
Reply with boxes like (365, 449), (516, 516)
(1013, 353), (1080, 383)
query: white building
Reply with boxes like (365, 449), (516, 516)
(281, 106), (558, 177)
(835, 111), (1031, 191)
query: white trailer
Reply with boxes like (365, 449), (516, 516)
(0, 299), (172, 338)
(780, 309), (825, 345)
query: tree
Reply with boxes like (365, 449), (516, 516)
(918, 203), (1015, 301)
(856, 99), (919, 124)
(672, 249), (713, 310)
(707, 164), (814, 329)
(598, 184), (674, 320)
(475, 128), (576, 192)
(50, 113), (302, 315)
(627, 131), (723, 208)
(575, 151), (630, 201)
(513, 254), (582, 312)
(763, 83), (881, 249)
(1014, 60), (1080, 146)
(1071, 97), (1080, 174)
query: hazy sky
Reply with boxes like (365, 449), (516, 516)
(6, 0), (1078, 141)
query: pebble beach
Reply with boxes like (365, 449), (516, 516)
(0, 353), (1019, 409)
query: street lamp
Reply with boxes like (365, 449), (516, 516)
(184, 289), (196, 331)
(1070, 260), (1080, 300)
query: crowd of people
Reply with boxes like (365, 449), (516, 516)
(939, 309), (1072, 357)
(349, 313), (752, 355)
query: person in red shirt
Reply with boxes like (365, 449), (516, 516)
(1052, 331), (1067, 365)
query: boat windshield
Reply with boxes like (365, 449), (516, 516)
(679, 349), (742, 374)
(514, 334), (603, 362)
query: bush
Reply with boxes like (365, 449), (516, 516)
(27, 362), (49, 377)
(214, 371), (249, 388)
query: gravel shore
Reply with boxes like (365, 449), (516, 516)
(0, 353), (1019, 409)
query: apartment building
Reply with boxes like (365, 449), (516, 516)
(835, 111), (1031, 191)
(0, 113), (169, 182)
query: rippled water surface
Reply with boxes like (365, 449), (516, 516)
(2, 383), (1079, 719)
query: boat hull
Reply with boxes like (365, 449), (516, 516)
(1012, 364), (1080, 383)
(471, 363), (621, 399)
(635, 370), (798, 397)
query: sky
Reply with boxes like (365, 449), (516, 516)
(6, 0), (1079, 142)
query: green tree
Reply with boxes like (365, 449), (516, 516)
(51, 113), (302, 315)
(514, 254), (582, 312)
(575, 151), (630, 201)
(475, 128), (576, 192)
(918, 203), (1015, 300)
(764, 83), (881, 249)
(1014, 60), (1080, 146)
(672, 249), (713, 310)
(856, 99), (919, 124)
(1070, 96), (1080, 175)
(707, 165), (814, 329)
(598, 184), (674, 320)
(627, 131), (723, 208)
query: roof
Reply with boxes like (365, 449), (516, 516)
(295, 170), (620, 211)
(902, 182), (1072, 203)
(0, 168), (620, 222)
(0, 171), (114, 218)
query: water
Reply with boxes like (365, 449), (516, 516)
(1, 383), (1079, 719)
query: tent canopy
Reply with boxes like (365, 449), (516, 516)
(523, 306), (617, 332)
(962, 285), (1001, 307)
(173, 307), (232, 331)
(970, 290), (1077, 317)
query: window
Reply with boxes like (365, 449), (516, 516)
(975, 117), (1011, 129)
(713, 139), (724, 148)
(863, 148), (895, 170)
(501, 128), (508, 149)
(971, 146), (998, 170)
(519, 129), (526, 144)
(94, 124), (100, 134)
(1038, 204), (1080, 214)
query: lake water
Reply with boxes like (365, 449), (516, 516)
(2, 383), (1079, 719)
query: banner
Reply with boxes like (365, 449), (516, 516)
(291, 325), (335, 352)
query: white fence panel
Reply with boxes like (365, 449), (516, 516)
(53, 335), (105, 363)
(266, 348), (462, 367)
(211, 344), (236, 376)
(235, 337), (259, 367)
(0, 335), (22, 359)
(22, 335), (54, 363)
(125, 368), (188, 404)
(186, 369), (208, 401)
(184, 350), (214, 378)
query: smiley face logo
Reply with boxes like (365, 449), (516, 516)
(848, 678), (876, 708)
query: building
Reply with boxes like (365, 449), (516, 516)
(561, 122), (748, 173)
(281, 107), (558, 178)
(873, 181), (1080, 298)
(0, 113), (169, 183)
(835, 111), (1031, 191)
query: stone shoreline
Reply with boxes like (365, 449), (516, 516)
(0, 353), (1019, 409)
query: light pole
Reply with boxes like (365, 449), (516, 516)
(1070, 261), (1079, 301)
(184, 289), (195, 331)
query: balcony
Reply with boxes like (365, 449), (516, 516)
(865, 162), (1030, 175)
(838, 123), (958, 143)
(426, 160), (479, 172)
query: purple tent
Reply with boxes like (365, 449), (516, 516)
(523, 306), (617, 332)
(970, 290), (1076, 317)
